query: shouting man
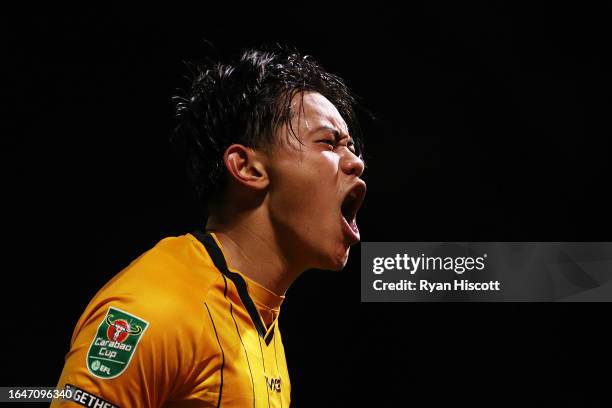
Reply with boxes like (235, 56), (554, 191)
(53, 45), (366, 407)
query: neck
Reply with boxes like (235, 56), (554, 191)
(206, 207), (304, 296)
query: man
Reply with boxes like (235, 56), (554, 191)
(52, 45), (366, 407)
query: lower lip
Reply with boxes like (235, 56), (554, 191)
(341, 215), (360, 244)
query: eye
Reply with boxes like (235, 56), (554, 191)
(347, 140), (356, 153)
(317, 139), (336, 149)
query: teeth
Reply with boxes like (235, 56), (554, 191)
(349, 219), (358, 234)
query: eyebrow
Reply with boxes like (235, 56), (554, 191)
(310, 125), (353, 143)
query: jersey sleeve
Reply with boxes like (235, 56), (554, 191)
(50, 294), (219, 408)
(51, 236), (226, 407)
(50, 298), (163, 407)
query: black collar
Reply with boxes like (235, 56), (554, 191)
(192, 230), (274, 342)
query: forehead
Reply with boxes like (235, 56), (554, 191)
(291, 91), (349, 135)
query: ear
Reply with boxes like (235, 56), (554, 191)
(223, 144), (269, 190)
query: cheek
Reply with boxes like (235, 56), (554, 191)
(268, 165), (310, 226)
(269, 150), (342, 228)
(271, 154), (338, 213)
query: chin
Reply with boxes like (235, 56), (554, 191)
(307, 243), (350, 271)
(301, 231), (352, 271)
(325, 245), (351, 271)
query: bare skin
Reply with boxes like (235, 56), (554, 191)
(206, 91), (366, 296)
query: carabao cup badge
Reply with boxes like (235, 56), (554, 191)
(86, 307), (149, 379)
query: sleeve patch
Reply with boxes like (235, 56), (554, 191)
(85, 307), (149, 379)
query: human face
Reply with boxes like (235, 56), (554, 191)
(264, 91), (366, 271)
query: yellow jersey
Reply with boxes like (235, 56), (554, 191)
(52, 231), (291, 408)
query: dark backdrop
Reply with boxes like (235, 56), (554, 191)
(4, 5), (611, 407)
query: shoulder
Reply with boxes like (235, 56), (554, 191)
(73, 233), (222, 345)
(116, 233), (219, 288)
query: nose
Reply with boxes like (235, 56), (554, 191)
(341, 149), (365, 177)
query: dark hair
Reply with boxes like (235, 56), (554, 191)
(172, 44), (363, 203)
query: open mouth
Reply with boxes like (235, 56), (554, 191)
(340, 180), (366, 241)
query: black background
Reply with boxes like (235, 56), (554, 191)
(4, 4), (611, 407)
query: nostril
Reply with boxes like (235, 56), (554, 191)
(342, 155), (365, 176)
(351, 158), (365, 176)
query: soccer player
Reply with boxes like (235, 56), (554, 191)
(52, 45), (366, 407)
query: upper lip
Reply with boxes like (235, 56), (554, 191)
(340, 179), (367, 223)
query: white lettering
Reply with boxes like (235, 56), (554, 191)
(373, 280), (414, 291)
(98, 348), (117, 359)
(95, 338), (107, 347)
(454, 280), (500, 291)
(410, 257), (421, 274)
(419, 280), (451, 292)
(373, 257), (385, 274)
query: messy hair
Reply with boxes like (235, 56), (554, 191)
(172, 44), (363, 203)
